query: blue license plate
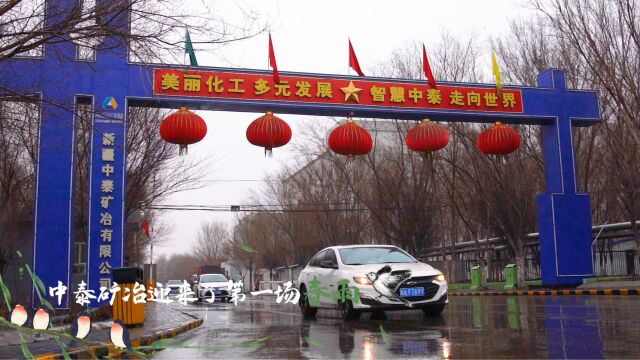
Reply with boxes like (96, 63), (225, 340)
(213, 290), (221, 295)
(400, 287), (424, 297)
(403, 341), (427, 355)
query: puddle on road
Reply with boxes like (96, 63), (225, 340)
(153, 296), (640, 359)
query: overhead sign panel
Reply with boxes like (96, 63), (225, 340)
(153, 68), (523, 114)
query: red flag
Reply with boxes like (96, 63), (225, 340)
(268, 33), (280, 84)
(423, 44), (437, 88)
(348, 39), (365, 77)
(141, 219), (150, 239)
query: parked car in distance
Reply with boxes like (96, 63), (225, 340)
(166, 279), (183, 294)
(195, 273), (230, 302)
(297, 245), (448, 320)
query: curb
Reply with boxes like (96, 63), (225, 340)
(33, 317), (203, 360)
(449, 288), (640, 296)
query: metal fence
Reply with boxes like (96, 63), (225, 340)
(594, 250), (639, 277)
(424, 249), (638, 283)
(261, 249), (638, 288)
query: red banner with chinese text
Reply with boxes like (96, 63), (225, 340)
(152, 68), (523, 113)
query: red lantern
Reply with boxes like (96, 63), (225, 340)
(476, 122), (521, 155)
(246, 111), (292, 156)
(159, 107), (207, 155)
(328, 118), (373, 157)
(405, 119), (449, 153)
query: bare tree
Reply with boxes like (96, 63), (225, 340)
(0, 0), (268, 62)
(155, 252), (200, 282)
(224, 214), (260, 290)
(194, 220), (229, 265)
(0, 101), (38, 280)
(495, 1), (640, 255)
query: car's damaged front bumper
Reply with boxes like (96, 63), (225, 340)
(352, 278), (448, 312)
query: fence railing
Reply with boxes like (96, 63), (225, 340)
(423, 249), (638, 282)
(594, 250), (639, 277)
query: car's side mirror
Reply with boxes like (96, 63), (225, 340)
(320, 260), (337, 269)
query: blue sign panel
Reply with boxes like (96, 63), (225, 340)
(86, 104), (126, 294)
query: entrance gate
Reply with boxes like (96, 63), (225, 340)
(0, 1), (600, 307)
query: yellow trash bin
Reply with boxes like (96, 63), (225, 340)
(112, 267), (145, 326)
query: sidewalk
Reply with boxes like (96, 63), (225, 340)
(449, 280), (640, 296)
(0, 303), (203, 359)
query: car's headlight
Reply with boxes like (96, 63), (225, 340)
(435, 274), (446, 282)
(353, 275), (372, 285)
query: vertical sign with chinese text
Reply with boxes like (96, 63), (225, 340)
(87, 98), (125, 294)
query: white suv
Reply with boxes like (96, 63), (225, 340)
(195, 273), (230, 302)
(297, 245), (448, 319)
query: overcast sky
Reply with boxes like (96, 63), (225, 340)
(155, 0), (533, 257)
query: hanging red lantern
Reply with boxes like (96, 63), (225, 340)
(246, 111), (292, 156)
(476, 121), (521, 155)
(405, 119), (449, 153)
(328, 118), (373, 157)
(159, 107), (207, 155)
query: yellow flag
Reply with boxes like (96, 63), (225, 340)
(492, 51), (502, 95)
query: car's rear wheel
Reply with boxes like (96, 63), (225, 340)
(422, 303), (445, 317)
(339, 300), (361, 320)
(299, 285), (318, 317)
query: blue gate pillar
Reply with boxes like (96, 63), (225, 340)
(536, 69), (594, 286)
(30, 13), (81, 307)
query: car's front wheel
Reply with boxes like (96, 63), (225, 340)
(299, 285), (318, 317)
(422, 303), (445, 317)
(339, 300), (361, 320)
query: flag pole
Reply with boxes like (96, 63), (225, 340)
(184, 27), (188, 66)
(347, 37), (351, 76)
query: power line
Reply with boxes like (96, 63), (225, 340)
(148, 205), (405, 213)
(151, 199), (426, 208)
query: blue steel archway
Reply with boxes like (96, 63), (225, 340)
(0, 0), (600, 307)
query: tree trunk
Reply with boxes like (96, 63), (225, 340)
(515, 253), (528, 290)
(447, 258), (457, 284)
(479, 259), (488, 289)
(249, 260), (254, 291)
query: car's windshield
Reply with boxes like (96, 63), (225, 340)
(167, 280), (182, 285)
(338, 247), (417, 265)
(199, 274), (227, 283)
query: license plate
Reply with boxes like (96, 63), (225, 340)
(403, 341), (427, 355)
(400, 287), (424, 297)
(213, 290), (221, 295)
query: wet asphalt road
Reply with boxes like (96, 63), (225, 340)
(151, 296), (640, 359)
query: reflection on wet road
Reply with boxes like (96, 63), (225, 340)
(152, 296), (640, 359)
